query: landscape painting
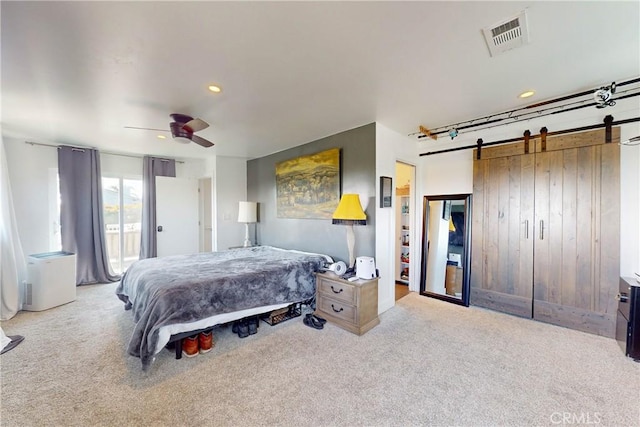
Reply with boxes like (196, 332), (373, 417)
(276, 148), (340, 219)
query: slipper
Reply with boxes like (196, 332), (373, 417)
(311, 316), (324, 329)
(1, 335), (24, 355)
(303, 315), (323, 330)
(312, 314), (327, 325)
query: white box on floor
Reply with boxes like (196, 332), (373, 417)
(24, 251), (76, 311)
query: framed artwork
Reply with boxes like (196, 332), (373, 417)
(275, 148), (340, 219)
(380, 176), (392, 208)
(442, 200), (452, 220)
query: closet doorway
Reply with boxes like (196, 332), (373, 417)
(395, 161), (415, 300)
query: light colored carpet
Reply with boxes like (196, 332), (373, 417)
(1, 282), (639, 427)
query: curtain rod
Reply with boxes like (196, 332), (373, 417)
(419, 116), (640, 157)
(24, 141), (184, 163)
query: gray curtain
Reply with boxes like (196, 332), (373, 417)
(58, 146), (119, 285)
(139, 156), (176, 259)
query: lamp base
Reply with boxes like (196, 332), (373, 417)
(346, 224), (355, 268)
(243, 223), (252, 247)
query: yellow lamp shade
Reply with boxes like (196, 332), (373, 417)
(332, 194), (366, 225)
(449, 217), (456, 232)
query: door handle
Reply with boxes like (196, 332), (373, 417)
(524, 220), (529, 239)
(157, 225), (163, 232)
(616, 293), (629, 303)
(539, 220), (544, 240)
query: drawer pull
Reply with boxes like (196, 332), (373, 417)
(330, 285), (343, 294)
(616, 293), (628, 303)
(331, 304), (344, 313)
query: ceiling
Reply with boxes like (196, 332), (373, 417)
(2, 1), (639, 160)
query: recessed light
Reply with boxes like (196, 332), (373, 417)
(157, 135), (166, 139)
(519, 90), (535, 99)
(208, 85), (222, 93)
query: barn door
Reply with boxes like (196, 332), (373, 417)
(532, 129), (620, 336)
(471, 128), (620, 337)
(471, 141), (535, 317)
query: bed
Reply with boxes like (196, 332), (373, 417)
(116, 246), (332, 370)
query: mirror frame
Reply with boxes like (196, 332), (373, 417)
(419, 193), (472, 307)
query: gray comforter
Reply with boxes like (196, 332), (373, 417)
(116, 246), (329, 369)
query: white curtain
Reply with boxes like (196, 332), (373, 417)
(0, 137), (27, 320)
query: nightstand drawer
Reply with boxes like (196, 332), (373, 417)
(318, 296), (357, 324)
(318, 278), (356, 305)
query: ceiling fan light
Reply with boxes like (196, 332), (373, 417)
(174, 136), (191, 144)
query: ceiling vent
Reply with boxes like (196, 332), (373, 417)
(482, 10), (530, 57)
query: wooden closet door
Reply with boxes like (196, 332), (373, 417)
(471, 142), (534, 317)
(532, 129), (620, 337)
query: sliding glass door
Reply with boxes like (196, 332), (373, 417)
(102, 177), (142, 274)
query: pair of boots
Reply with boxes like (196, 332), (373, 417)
(232, 317), (258, 338)
(182, 331), (214, 358)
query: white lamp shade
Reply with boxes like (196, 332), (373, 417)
(238, 201), (257, 223)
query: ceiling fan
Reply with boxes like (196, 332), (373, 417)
(125, 113), (214, 147)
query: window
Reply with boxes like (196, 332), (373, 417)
(102, 177), (142, 274)
(48, 170), (142, 273)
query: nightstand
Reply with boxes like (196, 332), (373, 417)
(315, 271), (379, 335)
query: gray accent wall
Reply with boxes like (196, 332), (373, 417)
(247, 123), (376, 265)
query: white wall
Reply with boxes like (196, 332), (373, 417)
(420, 149), (474, 196)
(375, 123), (421, 314)
(4, 139), (57, 258)
(620, 125), (640, 277)
(101, 153), (142, 177)
(417, 95), (640, 278)
(213, 156), (248, 251)
(176, 157), (208, 179)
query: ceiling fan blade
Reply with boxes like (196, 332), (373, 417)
(182, 118), (209, 132)
(191, 135), (214, 148)
(124, 126), (170, 132)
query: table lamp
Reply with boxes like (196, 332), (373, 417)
(332, 194), (367, 269)
(238, 201), (257, 247)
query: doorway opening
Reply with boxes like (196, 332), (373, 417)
(395, 161), (415, 301)
(198, 177), (213, 252)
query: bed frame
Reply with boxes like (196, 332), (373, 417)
(167, 301), (309, 359)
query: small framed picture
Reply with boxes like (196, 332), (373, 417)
(380, 176), (392, 208)
(442, 200), (452, 220)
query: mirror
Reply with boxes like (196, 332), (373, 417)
(419, 194), (471, 306)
